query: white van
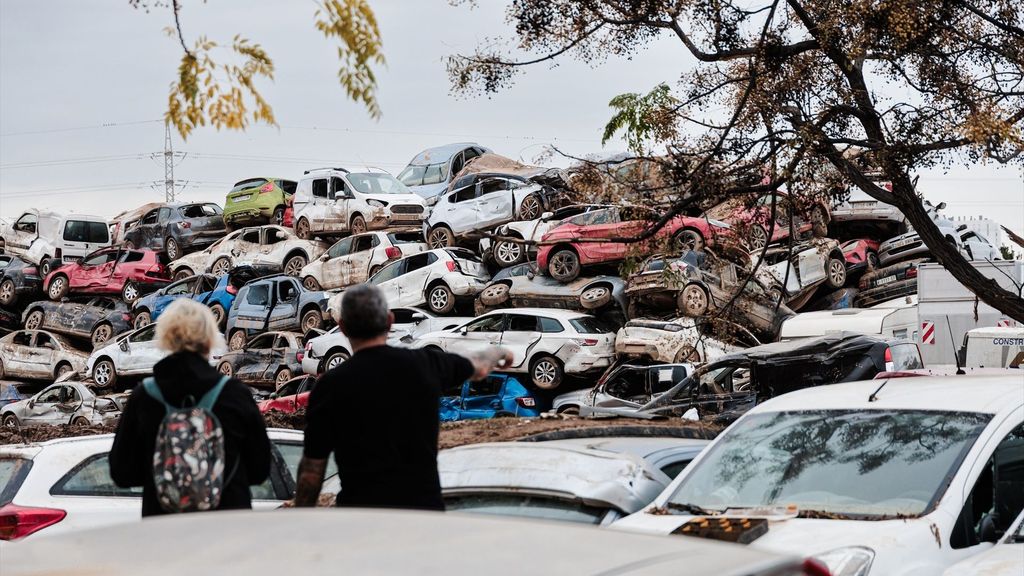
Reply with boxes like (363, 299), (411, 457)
(0, 209), (111, 276)
(780, 299), (918, 342)
(960, 326), (1024, 368)
(292, 168), (428, 240)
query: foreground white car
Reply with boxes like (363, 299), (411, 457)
(299, 230), (425, 291)
(413, 308), (615, 389)
(368, 248), (490, 315)
(168, 225), (328, 280)
(944, 509), (1024, 576)
(613, 375), (1024, 576)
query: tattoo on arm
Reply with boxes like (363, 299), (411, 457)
(293, 456), (328, 507)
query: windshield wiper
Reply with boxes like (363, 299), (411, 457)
(664, 502), (722, 516)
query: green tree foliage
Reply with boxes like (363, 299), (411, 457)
(601, 83), (679, 155)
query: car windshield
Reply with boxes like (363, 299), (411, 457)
(667, 409), (991, 519)
(347, 173), (412, 195)
(444, 494), (608, 525)
(398, 162), (449, 187)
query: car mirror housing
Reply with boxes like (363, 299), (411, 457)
(118, 340), (129, 353)
(411, 313), (426, 322)
(540, 211), (553, 220)
(459, 327), (468, 335)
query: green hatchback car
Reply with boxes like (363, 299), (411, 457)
(223, 178), (298, 229)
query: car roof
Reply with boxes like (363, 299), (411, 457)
(542, 437), (709, 459)
(750, 375), (1024, 415)
(479, 307), (592, 320)
(408, 142), (482, 165)
(0, 428), (303, 456)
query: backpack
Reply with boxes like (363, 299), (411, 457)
(142, 375), (232, 513)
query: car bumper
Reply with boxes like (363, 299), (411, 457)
(224, 206), (274, 224)
(879, 238), (927, 265)
(614, 340), (674, 363)
(561, 350), (613, 375)
(448, 276), (490, 297)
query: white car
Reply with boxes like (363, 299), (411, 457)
(86, 324), (227, 389)
(944, 509), (1024, 576)
(298, 230), (425, 291)
(614, 317), (752, 364)
(760, 238), (848, 309)
(423, 174), (549, 249)
(479, 204), (609, 268)
(1, 379), (123, 428)
(0, 429), (330, 541)
(613, 375), (1024, 576)
(168, 225), (328, 280)
(0, 209), (111, 276)
(0, 330), (88, 381)
(368, 248), (490, 315)
(292, 169), (428, 239)
(958, 227), (1001, 262)
(412, 308), (615, 389)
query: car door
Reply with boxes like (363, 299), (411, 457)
(446, 313), (505, 354)
(132, 209), (160, 249)
(368, 259), (406, 305)
(230, 228), (261, 265)
(395, 252), (438, 306)
(27, 332), (59, 377)
(267, 278), (300, 331)
(192, 275), (218, 305)
(73, 298), (111, 336)
(122, 324), (160, 373)
(154, 207), (172, 249)
(234, 282), (271, 330)
(320, 237), (354, 288)
(256, 227), (290, 269)
(72, 250), (113, 289)
(346, 234), (378, 285)
(6, 213), (38, 259)
(266, 334), (294, 380)
(23, 385), (66, 425)
(566, 208), (623, 261)
(307, 178), (330, 233)
(0, 331), (34, 375)
(474, 178), (515, 229)
(444, 182), (482, 234)
(56, 298), (89, 335)
(236, 333), (276, 381)
(327, 176), (350, 233)
(499, 314), (543, 369)
(47, 451), (143, 529)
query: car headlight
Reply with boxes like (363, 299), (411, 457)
(810, 546), (874, 576)
(368, 199), (386, 208)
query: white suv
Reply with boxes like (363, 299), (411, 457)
(413, 308), (616, 389)
(1, 209), (110, 276)
(292, 168), (427, 240)
(368, 248), (491, 315)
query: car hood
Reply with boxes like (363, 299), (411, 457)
(552, 388), (591, 409)
(407, 182), (448, 201)
(370, 193), (427, 205)
(169, 250), (211, 270)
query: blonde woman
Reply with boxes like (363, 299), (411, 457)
(109, 299), (270, 516)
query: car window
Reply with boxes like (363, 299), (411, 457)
(369, 260), (403, 284)
(952, 422), (1024, 547)
(347, 173), (411, 195)
(605, 369), (647, 400)
(277, 280), (298, 302)
(403, 253), (432, 273)
(351, 235), (375, 253)
(14, 213), (37, 233)
(91, 297), (116, 310)
(181, 204), (221, 218)
(34, 332), (57, 350)
(450, 151), (465, 176)
(274, 441), (337, 486)
(889, 343), (924, 370)
(506, 315), (539, 332)
(158, 207), (172, 221)
(276, 180), (297, 195)
(444, 494), (607, 525)
(330, 177), (348, 198)
(63, 386), (81, 404)
(120, 251), (145, 264)
(245, 284), (270, 306)
(479, 178), (508, 195)
(0, 458), (32, 506)
(11, 332), (31, 346)
(398, 164), (426, 187)
(165, 278), (195, 296)
(465, 315), (505, 333)
(569, 317), (612, 334)
(232, 178), (267, 192)
(391, 308), (420, 324)
(452, 186), (476, 203)
(387, 232), (421, 245)
(36, 387), (63, 403)
(130, 324), (158, 343)
(247, 333), (275, 350)
(264, 228), (288, 245)
(82, 251), (116, 267)
(328, 237), (354, 259)
(240, 229), (261, 244)
(311, 179), (329, 199)
(660, 459), (695, 480)
(564, 208), (614, 227)
(422, 163), (445, 186)
(539, 317), (564, 333)
(467, 376), (503, 397)
(273, 335), (290, 349)
(140, 210), (159, 225)
(51, 454), (142, 497)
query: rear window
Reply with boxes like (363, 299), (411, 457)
(0, 458), (33, 506)
(388, 232), (424, 244)
(445, 248), (481, 263)
(232, 178), (266, 192)
(50, 454), (141, 497)
(889, 343), (924, 370)
(180, 204), (222, 218)
(569, 317), (612, 334)
(63, 221), (109, 244)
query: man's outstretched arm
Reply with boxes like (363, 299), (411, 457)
(293, 456), (328, 507)
(466, 347), (514, 381)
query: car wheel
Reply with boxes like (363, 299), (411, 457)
(123, 240), (136, 250)
(810, 206), (829, 237)
(674, 345), (701, 364)
(324, 350), (350, 372)
(228, 330), (247, 351)
(673, 229), (705, 252)
(296, 217), (311, 240)
(427, 226), (455, 249)
(301, 309), (324, 333)
(579, 286), (612, 310)
(209, 303), (227, 330)
(284, 254), (307, 277)
(48, 274), (69, 300)
(826, 256), (847, 288)
(0, 279), (17, 307)
(350, 215), (367, 235)
(557, 406), (580, 416)
(493, 240), (525, 267)
(93, 358), (117, 389)
(173, 268), (194, 282)
(275, 368), (292, 387)
(121, 282), (140, 303)
(548, 249), (581, 283)
(133, 311), (152, 329)
(72, 416), (90, 427)
(218, 362), (233, 377)
(39, 257), (54, 277)
(749, 226), (768, 251)
(24, 310), (44, 331)
(164, 237), (180, 260)
(55, 362), (73, 379)
(677, 284), (710, 317)
(211, 257), (231, 277)
(273, 207), (286, 227)
(3, 414), (19, 429)
(867, 250), (880, 269)
(427, 284), (456, 315)
(90, 323), (113, 348)
(518, 194), (543, 220)
(530, 355), (564, 390)
(479, 283), (510, 307)
(303, 276), (321, 291)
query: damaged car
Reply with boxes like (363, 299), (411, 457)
(168, 225), (328, 280)
(614, 317), (758, 364)
(121, 202), (226, 261)
(225, 274), (331, 350)
(130, 267), (258, 330)
(299, 230), (426, 291)
(413, 308), (615, 390)
(759, 238), (848, 310)
(44, 247), (170, 303)
(855, 258), (922, 308)
(552, 362), (693, 416)
(398, 142), (490, 204)
(440, 374), (540, 421)
(0, 329), (88, 380)
(256, 374), (318, 413)
(216, 331), (305, 389)
(369, 248), (490, 315)
(0, 255), (43, 308)
(292, 169), (429, 239)
(475, 262), (627, 322)
(705, 190), (829, 250)
(480, 204), (608, 268)
(877, 201), (966, 266)
(840, 238), (880, 275)
(22, 296), (132, 348)
(1, 379), (123, 428)
(86, 323), (224, 390)
(222, 177), (296, 229)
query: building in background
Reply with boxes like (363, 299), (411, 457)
(952, 215), (1005, 248)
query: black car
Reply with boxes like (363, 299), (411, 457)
(215, 331), (305, 390)
(855, 258), (922, 307)
(22, 296), (132, 348)
(0, 256), (43, 308)
(122, 203), (227, 261)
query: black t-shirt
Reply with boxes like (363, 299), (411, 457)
(304, 345), (473, 511)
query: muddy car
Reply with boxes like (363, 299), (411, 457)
(225, 275), (331, 350)
(439, 374), (540, 421)
(0, 255), (43, 308)
(121, 202), (226, 261)
(216, 331), (304, 389)
(855, 258), (922, 307)
(760, 238), (848, 310)
(480, 204), (609, 268)
(552, 362), (693, 416)
(705, 190), (829, 250)
(475, 262), (627, 321)
(299, 230), (426, 291)
(22, 296), (132, 348)
(614, 317), (757, 364)
(43, 247), (170, 303)
(168, 225), (328, 280)
(0, 330), (88, 381)
(1, 379), (123, 428)
(131, 267), (258, 330)
(368, 248), (491, 315)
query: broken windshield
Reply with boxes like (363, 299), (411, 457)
(666, 410), (990, 519)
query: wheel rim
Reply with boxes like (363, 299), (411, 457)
(166, 239), (178, 260)
(829, 261), (846, 285)
(277, 371), (291, 385)
(95, 362), (112, 386)
(0, 281), (13, 303)
(210, 306), (224, 323)
(482, 285), (506, 301)
(520, 196), (541, 220)
(219, 363), (232, 376)
(677, 230), (703, 251)
(26, 312), (42, 330)
(135, 313), (150, 328)
(684, 287), (707, 314)
(428, 229), (448, 249)
(230, 332), (246, 350)
(49, 278), (65, 299)
(351, 217), (366, 234)
(581, 287), (608, 304)
(327, 354), (348, 369)
(297, 219), (309, 238)
(285, 257), (305, 276)
(304, 314), (320, 332)
(751, 228), (767, 249)
(123, 284), (138, 301)
(534, 361), (556, 385)
(495, 241), (521, 265)
(429, 288), (449, 310)
(212, 260), (230, 276)
(551, 253), (578, 278)
(92, 325), (112, 345)
(303, 277), (319, 291)
(174, 270), (192, 281)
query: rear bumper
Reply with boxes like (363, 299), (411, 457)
(447, 276), (490, 297)
(224, 206), (274, 224)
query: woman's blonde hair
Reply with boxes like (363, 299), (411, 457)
(156, 299), (224, 358)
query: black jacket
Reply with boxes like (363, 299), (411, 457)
(109, 351), (271, 516)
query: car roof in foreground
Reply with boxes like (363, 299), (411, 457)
(2, 509), (799, 576)
(542, 437), (709, 459)
(0, 428), (302, 453)
(750, 374), (1024, 416)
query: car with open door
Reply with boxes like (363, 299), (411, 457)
(614, 317), (757, 365)
(224, 275), (331, 351)
(551, 363), (693, 416)
(43, 248), (170, 303)
(368, 248), (490, 315)
(439, 374), (540, 421)
(216, 331), (305, 390)
(22, 296), (132, 348)
(0, 379), (123, 429)
(760, 238), (848, 311)
(704, 190), (829, 250)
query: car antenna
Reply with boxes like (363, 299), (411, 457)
(868, 379), (888, 403)
(946, 315), (966, 375)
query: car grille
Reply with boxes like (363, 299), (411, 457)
(391, 205), (424, 215)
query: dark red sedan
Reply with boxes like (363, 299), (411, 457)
(43, 248), (171, 303)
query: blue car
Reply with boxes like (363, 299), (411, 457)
(439, 374), (540, 422)
(131, 267), (258, 330)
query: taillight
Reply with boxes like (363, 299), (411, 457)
(122, 313), (132, 322)
(305, 342), (313, 351)
(23, 267), (37, 275)
(147, 264), (167, 277)
(515, 397), (536, 408)
(296, 351), (304, 363)
(884, 347), (893, 363)
(446, 261), (457, 272)
(0, 504), (67, 541)
(385, 246), (402, 259)
(906, 266), (918, 279)
(260, 182), (275, 194)
(177, 221), (191, 229)
(573, 338), (599, 346)
(801, 558), (832, 576)
(226, 284), (238, 295)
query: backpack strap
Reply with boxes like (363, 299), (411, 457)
(197, 375), (231, 411)
(142, 377), (172, 415)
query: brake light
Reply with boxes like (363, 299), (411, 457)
(122, 313), (132, 322)
(573, 338), (599, 346)
(446, 261), (457, 272)
(225, 284), (238, 295)
(296, 351), (304, 363)
(0, 504), (67, 541)
(515, 397), (536, 408)
(906, 266), (918, 279)
(385, 246), (402, 259)
(801, 558), (831, 576)
(177, 221), (191, 229)
(884, 347), (893, 363)
(260, 182), (275, 194)
(147, 264), (167, 277)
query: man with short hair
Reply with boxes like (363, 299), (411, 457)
(294, 284), (511, 510)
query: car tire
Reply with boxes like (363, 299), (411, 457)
(275, 367), (292, 387)
(47, 274), (69, 300)
(3, 414), (19, 429)
(90, 323), (113, 348)
(209, 303), (227, 331)
(0, 278), (17, 307)
(322, 350), (350, 373)
(749, 226), (769, 251)
(55, 362), (73, 379)
(493, 239), (525, 267)
(674, 345), (701, 363)
(24, 310), (44, 331)
(228, 330), (247, 351)
(273, 207), (286, 227)
(579, 285), (612, 310)
(218, 361), (233, 377)
(530, 355), (564, 390)
(93, 358), (117, 389)
(301, 309), (324, 334)
(350, 214), (367, 235)
(557, 405), (580, 416)
(296, 217), (312, 240)
(518, 194), (543, 220)
(867, 250), (880, 270)
(133, 311), (152, 329)
(826, 256), (847, 289)
(426, 283), (456, 315)
(72, 416), (90, 427)
(427, 226), (455, 249)
(121, 282), (140, 303)
(673, 229), (705, 252)
(164, 237), (180, 261)
(810, 206), (829, 237)
(211, 257), (232, 277)
(39, 257), (54, 277)
(479, 283), (511, 307)
(173, 268), (194, 282)
(547, 249), (581, 283)
(303, 276), (321, 291)
(284, 254), (307, 277)
(677, 284), (710, 317)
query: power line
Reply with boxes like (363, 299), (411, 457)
(0, 119), (163, 138)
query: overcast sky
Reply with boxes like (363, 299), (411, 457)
(1, 1), (1022, 243)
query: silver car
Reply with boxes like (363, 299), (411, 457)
(424, 174), (551, 249)
(475, 262), (627, 320)
(1, 379), (123, 428)
(552, 363), (694, 415)
(0, 330), (88, 381)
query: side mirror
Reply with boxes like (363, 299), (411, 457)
(27, 399), (34, 409)
(118, 340), (129, 352)
(526, 271), (536, 280)
(320, 253), (329, 261)
(410, 313), (426, 322)
(459, 327), (468, 335)
(936, 201), (947, 210)
(540, 211), (553, 220)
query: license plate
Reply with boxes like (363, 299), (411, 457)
(234, 195), (251, 202)
(875, 275), (897, 286)
(518, 397), (536, 407)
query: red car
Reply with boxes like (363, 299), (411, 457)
(841, 238), (881, 274)
(257, 375), (316, 414)
(536, 206), (731, 282)
(44, 248), (171, 303)
(706, 190), (830, 250)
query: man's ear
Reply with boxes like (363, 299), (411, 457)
(386, 311), (394, 331)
